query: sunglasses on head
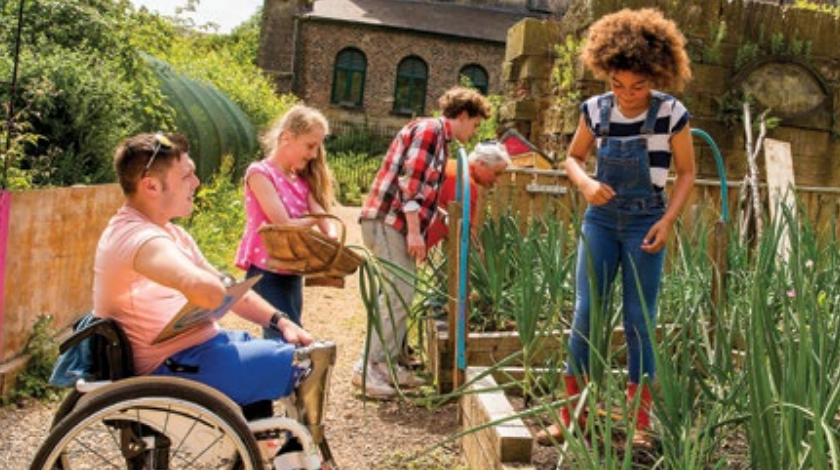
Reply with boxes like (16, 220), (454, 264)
(141, 133), (173, 177)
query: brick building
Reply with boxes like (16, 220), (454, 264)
(258, 0), (567, 130)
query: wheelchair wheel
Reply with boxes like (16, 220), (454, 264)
(50, 389), (83, 430)
(30, 377), (263, 470)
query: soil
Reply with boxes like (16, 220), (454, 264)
(0, 204), (468, 470)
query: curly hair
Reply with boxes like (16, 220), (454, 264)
(438, 86), (492, 120)
(582, 8), (692, 92)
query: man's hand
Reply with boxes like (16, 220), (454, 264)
(279, 318), (314, 346)
(406, 232), (426, 262)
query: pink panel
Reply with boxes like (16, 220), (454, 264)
(0, 190), (9, 356)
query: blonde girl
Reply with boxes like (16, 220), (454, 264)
(236, 104), (336, 336)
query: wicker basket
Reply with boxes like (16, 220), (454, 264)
(258, 213), (364, 278)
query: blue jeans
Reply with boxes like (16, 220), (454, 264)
(566, 206), (665, 383)
(247, 265), (303, 338)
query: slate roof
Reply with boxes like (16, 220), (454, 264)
(303, 0), (539, 43)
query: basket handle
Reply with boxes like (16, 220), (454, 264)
(301, 213), (346, 273)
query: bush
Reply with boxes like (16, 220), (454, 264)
(183, 156), (244, 274)
(0, 0), (172, 188)
(4, 315), (62, 404)
(329, 151), (382, 206)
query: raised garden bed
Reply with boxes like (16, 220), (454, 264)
(461, 367), (535, 470)
(425, 319), (684, 393)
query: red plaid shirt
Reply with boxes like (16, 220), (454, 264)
(360, 117), (452, 236)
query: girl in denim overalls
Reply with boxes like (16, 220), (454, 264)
(536, 8), (696, 449)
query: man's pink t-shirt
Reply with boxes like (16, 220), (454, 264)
(93, 205), (217, 375)
(235, 160), (311, 272)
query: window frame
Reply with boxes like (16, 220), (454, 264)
(392, 56), (428, 116)
(331, 47), (367, 108)
(459, 64), (489, 96)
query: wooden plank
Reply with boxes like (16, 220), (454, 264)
(764, 138), (796, 261)
(2, 184), (123, 363)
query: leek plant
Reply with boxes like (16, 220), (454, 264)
(741, 205), (840, 470)
(375, 194), (840, 469)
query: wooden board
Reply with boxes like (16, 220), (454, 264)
(764, 138), (796, 261)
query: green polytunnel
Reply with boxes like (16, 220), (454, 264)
(142, 53), (258, 182)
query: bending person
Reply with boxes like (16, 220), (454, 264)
(425, 140), (511, 249)
(355, 86), (492, 399)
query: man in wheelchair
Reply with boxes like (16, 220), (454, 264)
(36, 132), (337, 470)
(98, 132), (313, 405)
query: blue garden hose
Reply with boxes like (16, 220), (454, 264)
(455, 146), (470, 370)
(691, 128), (728, 223)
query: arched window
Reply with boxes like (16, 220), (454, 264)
(459, 64), (489, 95)
(331, 48), (366, 107)
(393, 56), (428, 115)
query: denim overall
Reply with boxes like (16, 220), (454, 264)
(566, 93), (667, 384)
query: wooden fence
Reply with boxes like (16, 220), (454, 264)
(0, 184), (122, 395)
(487, 168), (840, 238)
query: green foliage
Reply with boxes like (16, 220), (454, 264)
(329, 151), (380, 206)
(0, 0), (285, 188)
(770, 32), (786, 56)
(735, 42), (761, 70)
(553, 34), (583, 103)
(182, 156), (244, 274)
(378, 447), (468, 470)
(0, 0), (173, 188)
(1, 118), (40, 189)
(4, 315), (61, 404)
(793, 0), (840, 16)
(2, 47), (146, 186)
(327, 122), (395, 156)
(465, 213), (575, 334)
(702, 20), (727, 64)
(474, 94), (502, 142)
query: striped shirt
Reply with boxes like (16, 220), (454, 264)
(360, 117), (451, 235)
(581, 92), (690, 191)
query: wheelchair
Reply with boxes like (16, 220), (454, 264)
(29, 317), (340, 470)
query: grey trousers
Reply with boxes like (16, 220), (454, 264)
(358, 219), (416, 366)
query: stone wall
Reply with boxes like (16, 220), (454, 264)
(501, 0), (840, 187)
(296, 20), (508, 129)
(258, 0), (310, 95)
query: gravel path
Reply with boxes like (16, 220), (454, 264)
(0, 204), (467, 470)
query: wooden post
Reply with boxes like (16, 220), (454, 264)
(446, 201), (466, 391)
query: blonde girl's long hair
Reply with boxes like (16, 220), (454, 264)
(261, 104), (335, 211)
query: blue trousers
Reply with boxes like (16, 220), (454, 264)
(566, 206), (665, 383)
(152, 330), (299, 405)
(247, 265), (303, 338)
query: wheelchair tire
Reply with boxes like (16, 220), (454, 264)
(49, 389), (82, 430)
(30, 376), (263, 470)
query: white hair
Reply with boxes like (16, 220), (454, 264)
(468, 140), (511, 167)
